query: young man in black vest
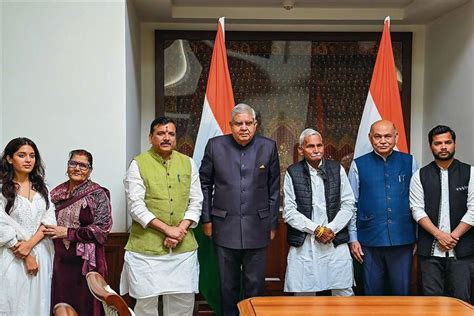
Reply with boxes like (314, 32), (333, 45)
(409, 125), (474, 303)
(283, 128), (356, 295)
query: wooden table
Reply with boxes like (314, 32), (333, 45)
(238, 296), (474, 315)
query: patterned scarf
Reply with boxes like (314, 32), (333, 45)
(51, 180), (112, 275)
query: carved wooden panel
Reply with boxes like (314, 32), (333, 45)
(104, 233), (135, 307)
(105, 233), (474, 307)
(265, 215), (289, 296)
(155, 31), (412, 179)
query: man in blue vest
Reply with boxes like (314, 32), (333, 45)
(409, 125), (473, 303)
(348, 119), (418, 295)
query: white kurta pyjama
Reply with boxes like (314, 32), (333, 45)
(283, 162), (355, 292)
(120, 158), (202, 299)
(0, 192), (56, 316)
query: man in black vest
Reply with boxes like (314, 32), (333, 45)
(409, 125), (474, 303)
(283, 128), (356, 295)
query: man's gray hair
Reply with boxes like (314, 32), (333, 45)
(299, 128), (322, 147)
(231, 103), (256, 121)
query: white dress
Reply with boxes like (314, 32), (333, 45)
(0, 192), (56, 316)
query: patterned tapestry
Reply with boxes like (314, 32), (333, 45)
(163, 39), (404, 175)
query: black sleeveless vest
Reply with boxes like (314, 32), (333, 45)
(286, 159), (349, 247)
(418, 159), (473, 258)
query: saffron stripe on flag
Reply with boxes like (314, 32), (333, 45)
(192, 17), (235, 316)
(353, 16), (408, 159)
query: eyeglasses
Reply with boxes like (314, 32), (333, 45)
(67, 160), (91, 171)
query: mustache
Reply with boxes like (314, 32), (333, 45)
(433, 150), (455, 161)
(160, 142), (172, 145)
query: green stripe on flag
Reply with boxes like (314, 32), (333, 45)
(195, 223), (222, 315)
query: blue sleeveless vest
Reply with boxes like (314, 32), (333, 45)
(355, 151), (416, 247)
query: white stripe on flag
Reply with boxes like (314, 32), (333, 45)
(353, 92), (382, 159)
(193, 95), (223, 168)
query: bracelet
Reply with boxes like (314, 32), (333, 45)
(316, 226), (324, 238)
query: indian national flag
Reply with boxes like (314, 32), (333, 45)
(353, 16), (408, 159)
(192, 17), (235, 316)
(193, 17), (235, 166)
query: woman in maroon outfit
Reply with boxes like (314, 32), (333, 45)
(44, 149), (112, 316)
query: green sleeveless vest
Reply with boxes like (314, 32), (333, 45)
(125, 149), (198, 255)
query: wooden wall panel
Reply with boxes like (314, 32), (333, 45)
(265, 215), (289, 296)
(104, 233), (128, 290)
(105, 231), (474, 308)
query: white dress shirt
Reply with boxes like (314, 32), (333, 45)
(409, 166), (474, 257)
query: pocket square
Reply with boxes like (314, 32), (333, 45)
(259, 164), (266, 169)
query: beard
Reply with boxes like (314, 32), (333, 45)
(433, 150), (455, 161)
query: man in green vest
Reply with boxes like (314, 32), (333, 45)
(120, 116), (203, 316)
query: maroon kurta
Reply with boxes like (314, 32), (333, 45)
(51, 180), (112, 316)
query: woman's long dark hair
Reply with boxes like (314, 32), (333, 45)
(0, 137), (49, 214)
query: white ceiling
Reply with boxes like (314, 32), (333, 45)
(173, 0), (414, 9)
(132, 0), (470, 25)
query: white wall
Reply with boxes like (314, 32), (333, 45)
(140, 24), (156, 151)
(125, 0), (141, 229)
(409, 26), (426, 162)
(126, 0), (141, 164)
(140, 22), (426, 163)
(0, 3), (4, 144)
(2, 1), (128, 231)
(423, 0), (474, 165)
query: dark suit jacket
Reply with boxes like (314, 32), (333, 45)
(200, 134), (280, 249)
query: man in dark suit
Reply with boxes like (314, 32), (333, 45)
(199, 103), (280, 316)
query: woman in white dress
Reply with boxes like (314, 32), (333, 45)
(0, 137), (56, 316)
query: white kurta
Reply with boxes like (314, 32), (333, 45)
(0, 192), (56, 316)
(120, 157), (203, 298)
(283, 162), (355, 292)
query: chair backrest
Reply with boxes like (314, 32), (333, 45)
(53, 303), (78, 316)
(86, 271), (133, 316)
